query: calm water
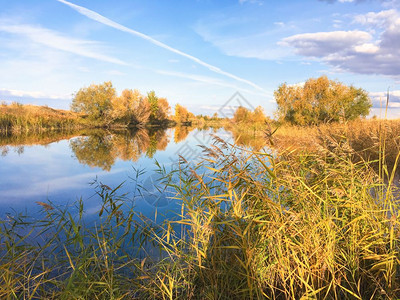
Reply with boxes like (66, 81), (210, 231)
(0, 127), (233, 220)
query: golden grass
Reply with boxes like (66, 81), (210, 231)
(266, 119), (400, 176)
(0, 102), (84, 133)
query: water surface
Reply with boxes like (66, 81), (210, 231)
(0, 127), (234, 220)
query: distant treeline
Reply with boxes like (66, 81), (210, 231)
(0, 75), (373, 134)
(70, 81), (198, 127)
(0, 82), (206, 133)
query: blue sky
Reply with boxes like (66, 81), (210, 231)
(0, 0), (399, 118)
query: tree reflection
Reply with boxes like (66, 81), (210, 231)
(173, 126), (195, 143)
(146, 128), (170, 158)
(70, 128), (170, 170)
(112, 129), (150, 162)
(0, 130), (85, 158)
(70, 133), (116, 171)
(229, 127), (267, 151)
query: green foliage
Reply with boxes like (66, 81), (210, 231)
(147, 90), (159, 122)
(146, 91), (171, 124)
(274, 76), (372, 125)
(71, 81), (116, 122)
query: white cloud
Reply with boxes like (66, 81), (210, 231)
(369, 90), (400, 118)
(0, 21), (127, 65)
(281, 31), (372, 56)
(57, 0), (268, 95)
(353, 9), (398, 27)
(369, 90), (400, 108)
(354, 43), (380, 53)
(281, 10), (400, 77)
(0, 88), (70, 99)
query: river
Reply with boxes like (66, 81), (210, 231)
(0, 127), (235, 221)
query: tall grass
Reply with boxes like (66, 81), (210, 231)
(0, 102), (83, 133)
(272, 119), (400, 175)
(1, 127), (400, 298)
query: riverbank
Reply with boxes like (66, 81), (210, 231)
(0, 102), (181, 133)
(0, 102), (85, 133)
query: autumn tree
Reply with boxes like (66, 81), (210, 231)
(233, 106), (250, 123)
(174, 104), (194, 124)
(111, 89), (150, 126)
(157, 97), (171, 121)
(252, 106), (267, 123)
(233, 106), (266, 124)
(274, 76), (371, 125)
(71, 81), (116, 121)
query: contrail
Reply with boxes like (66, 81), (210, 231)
(56, 0), (268, 95)
(155, 70), (268, 97)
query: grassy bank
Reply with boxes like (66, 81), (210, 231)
(225, 118), (400, 175)
(1, 126), (400, 298)
(0, 102), (187, 133)
(272, 119), (400, 176)
(0, 102), (85, 133)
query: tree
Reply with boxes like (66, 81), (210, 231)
(71, 81), (116, 121)
(174, 104), (194, 124)
(274, 76), (371, 125)
(111, 89), (150, 125)
(157, 97), (171, 121)
(233, 106), (267, 125)
(233, 106), (250, 123)
(252, 106), (266, 123)
(134, 96), (151, 125)
(147, 91), (159, 122)
(146, 91), (171, 123)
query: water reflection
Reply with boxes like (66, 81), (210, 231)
(228, 126), (267, 151)
(70, 128), (170, 171)
(0, 126), (268, 215)
(146, 128), (170, 158)
(0, 130), (84, 157)
(70, 133), (116, 171)
(0, 126), (268, 170)
(174, 125), (195, 143)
